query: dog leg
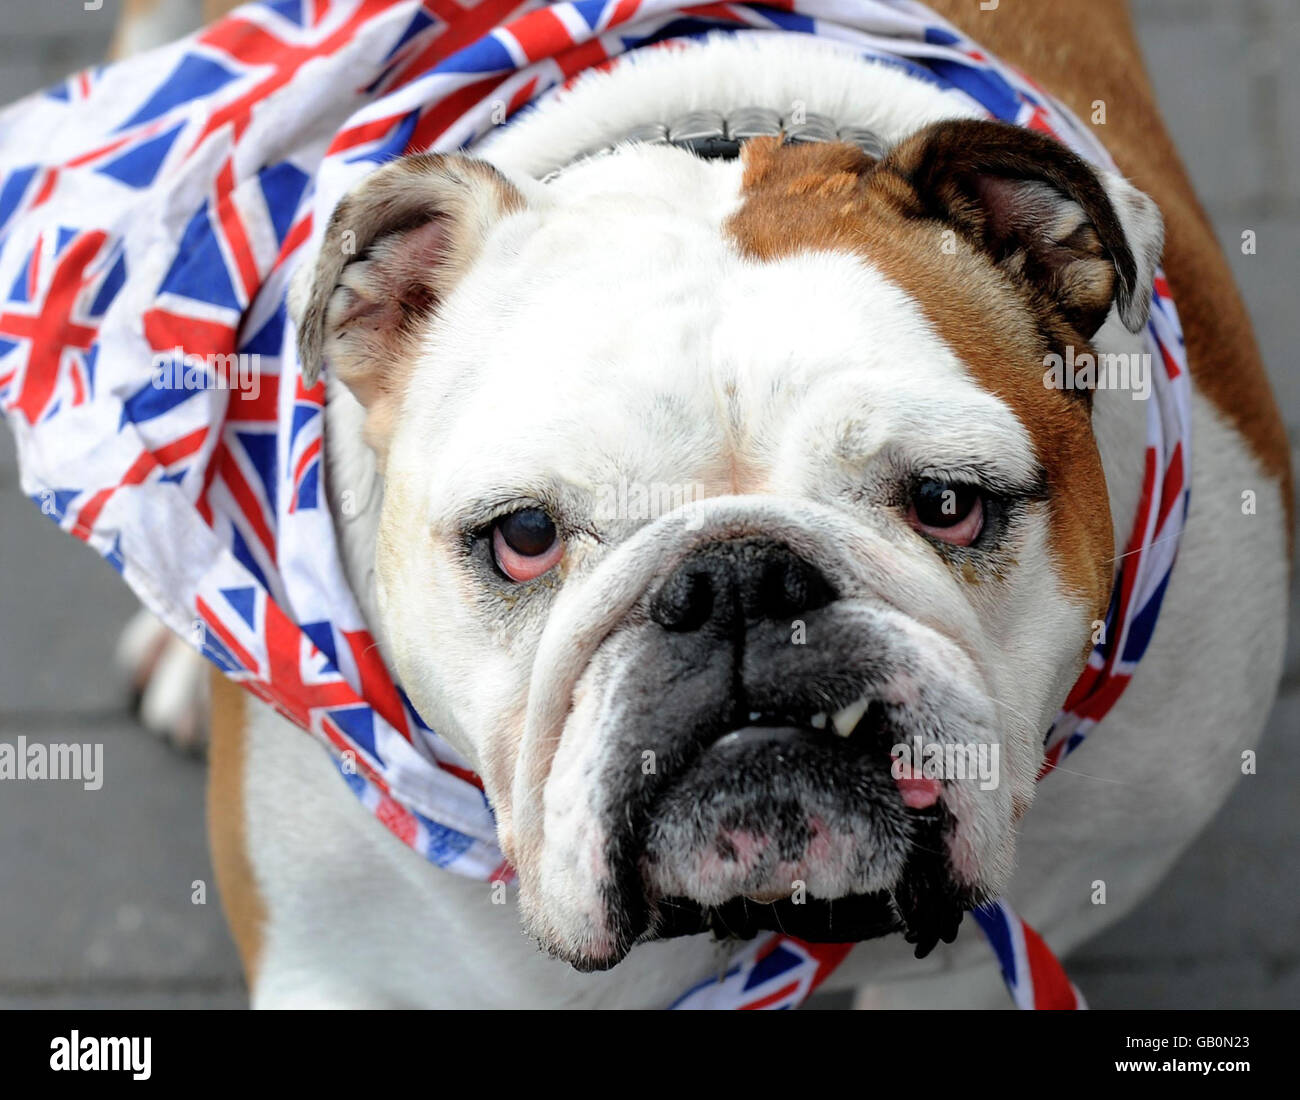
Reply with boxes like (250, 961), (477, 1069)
(115, 609), (210, 753)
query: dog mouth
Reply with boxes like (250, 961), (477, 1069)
(648, 803), (970, 958)
(596, 689), (978, 962)
(522, 551), (1006, 973)
(699, 700), (938, 814)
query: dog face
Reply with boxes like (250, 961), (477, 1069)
(291, 121), (1161, 969)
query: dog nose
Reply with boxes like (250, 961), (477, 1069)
(649, 538), (835, 633)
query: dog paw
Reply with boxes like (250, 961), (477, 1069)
(116, 608), (210, 755)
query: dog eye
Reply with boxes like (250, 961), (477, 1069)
(492, 508), (564, 582)
(908, 480), (984, 546)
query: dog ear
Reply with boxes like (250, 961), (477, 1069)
(878, 119), (1163, 338)
(290, 154), (524, 451)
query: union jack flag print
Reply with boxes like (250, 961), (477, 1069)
(972, 899), (1087, 1011)
(671, 937), (854, 1010)
(0, 0), (1190, 1010)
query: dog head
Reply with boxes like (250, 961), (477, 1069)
(290, 119), (1162, 969)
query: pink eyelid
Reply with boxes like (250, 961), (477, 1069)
(908, 495), (984, 546)
(493, 525), (565, 582)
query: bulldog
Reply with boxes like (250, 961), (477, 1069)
(118, 1), (1288, 1007)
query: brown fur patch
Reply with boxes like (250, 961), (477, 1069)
(208, 667), (266, 989)
(202, 0), (247, 19)
(881, 121), (1143, 339)
(924, 0), (1293, 537)
(728, 138), (1114, 618)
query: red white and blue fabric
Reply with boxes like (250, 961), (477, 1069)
(670, 938), (855, 1010)
(0, 0), (1190, 1010)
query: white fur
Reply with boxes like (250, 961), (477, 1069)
(475, 34), (983, 179)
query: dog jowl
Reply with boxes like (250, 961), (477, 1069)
(290, 118), (1162, 970)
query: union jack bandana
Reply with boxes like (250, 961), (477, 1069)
(0, 0), (1190, 1010)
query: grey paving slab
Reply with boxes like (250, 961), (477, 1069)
(0, 986), (248, 1010)
(0, 55), (53, 108)
(1132, 2), (1274, 211)
(1278, 16), (1300, 212)
(0, 478), (144, 718)
(1212, 215), (1300, 440)
(1068, 956), (1295, 1010)
(0, 2), (119, 107)
(0, 1), (122, 41)
(0, 411), (16, 487)
(0, 718), (243, 993)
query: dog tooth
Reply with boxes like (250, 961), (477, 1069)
(831, 697), (869, 738)
(810, 712), (827, 730)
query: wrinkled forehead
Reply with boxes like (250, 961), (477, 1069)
(402, 147), (1035, 484)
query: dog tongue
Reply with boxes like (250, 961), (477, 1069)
(891, 753), (942, 809)
(890, 749), (942, 809)
(896, 776), (942, 809)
